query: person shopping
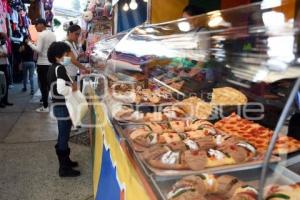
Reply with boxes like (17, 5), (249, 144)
(47, 41), (80, 177)
(64, 23), (89, 81)
(20, 35), (35, 95)
(27, 18), (56, 112)
(0, 32), (13, 108)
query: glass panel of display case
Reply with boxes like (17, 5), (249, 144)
(104, 0), (300, 128)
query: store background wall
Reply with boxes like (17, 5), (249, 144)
(150, 0), (188, 23)
(150, 0), (261, 24)
(28, 0), (42, 21)
(189, 0), (220, 11)
(273, 0), (296, 20)
(221, 0), (250, 9)
(116, 0), (147, 33)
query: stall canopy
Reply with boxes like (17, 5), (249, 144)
(53, 0), (88, 17)
(52, 0), (89, 40)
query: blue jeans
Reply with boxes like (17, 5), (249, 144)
(53, 105), (72, 151)
(22, 61), (35, 91)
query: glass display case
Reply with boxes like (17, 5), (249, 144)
(90, 0), (300, 199)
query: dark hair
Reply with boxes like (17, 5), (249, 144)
(47, 42), (71, 64)
(34, 18), (48, 26)
(68, 23), (81, 34)
(183, 5), (206, 16)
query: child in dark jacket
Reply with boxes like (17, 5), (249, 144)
(47, 41), (80, 177)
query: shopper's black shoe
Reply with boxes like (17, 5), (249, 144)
(66, 148), (79, 167)
(66, 159), (79, 168)
(22, 88), (27, 92)
(56, 148), (80, 177)
(59, 166), (81, 177)
(55, 145), (79, 167)
(30, 90), (34, 95)
(55, 145), (79, 168)
(0, 103), (5, 108)
(4, 102), (13, 106)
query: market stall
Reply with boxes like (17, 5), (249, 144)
(88, 0), (300, 199)
(0, 0), (34, 82)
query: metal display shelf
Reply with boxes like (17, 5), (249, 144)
(111, 118), (300, 200)
(91, 0), (300, 199)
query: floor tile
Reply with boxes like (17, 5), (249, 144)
(4, 112), (58, 143)
(0, 142), (92, 200)
(0, 113), (21, 141)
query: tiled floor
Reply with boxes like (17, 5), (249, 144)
(0, 83), (93, 200)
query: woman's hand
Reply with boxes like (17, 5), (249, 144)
(72, 82), (78, 92)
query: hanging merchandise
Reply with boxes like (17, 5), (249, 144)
(95, 0), (103, 6)
(9, 0), (25, 11)
(0, 0), (8, 33)
(22, 0), (33, 3)
(87, 0), (113, 19)
(94, 6), (104, 18)
(11, 9), (19, 25)
(79, 0), (113, 61)
(44, 9), (53, 25)
(87, 0), (97, 12)
(7, 0), (34, 83)
(8, 0), (31, 31)
(43, 0), (53, 10)
(82, 10), (94, 22)
(42, 0), (54, 26)
(103, 0), (112, 18)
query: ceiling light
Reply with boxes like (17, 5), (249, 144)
(145, 28), (156, 33)
(129, 0), (138, 10)
(177, 21), (191, 32)
(123, 3), (129, 11)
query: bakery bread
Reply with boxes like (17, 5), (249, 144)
(142, 140), (257, 171)
(264, 183), (300, 200)
(178, 97), (213, 120)
(167, 174), (258, 200)
(211, 87), (247, 106)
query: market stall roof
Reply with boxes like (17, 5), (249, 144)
(53, 7), (81, 17)
(53, 0), (88, 17)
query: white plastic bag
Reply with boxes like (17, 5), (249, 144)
(65, 90), (88, 127)
(55, 65), (88, 126)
